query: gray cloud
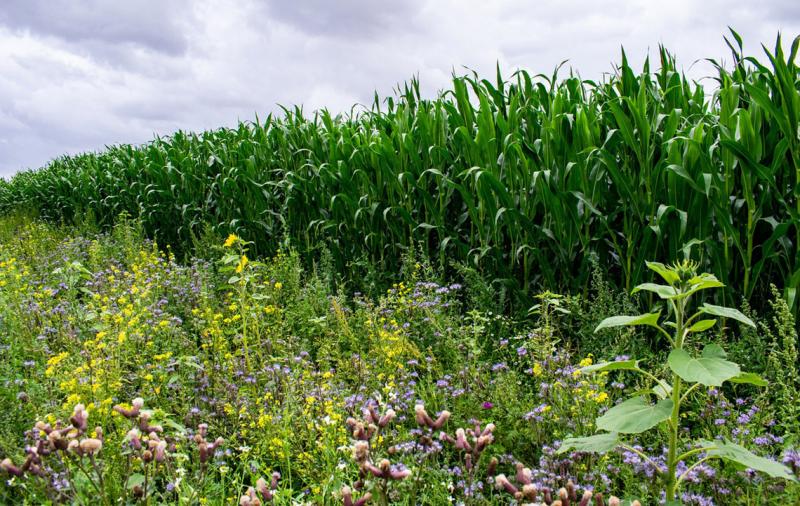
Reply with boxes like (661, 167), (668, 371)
(0, 0), (192, 56)
(0, 0), (797, 176)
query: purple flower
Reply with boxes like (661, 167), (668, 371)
(482, 402), (494, 409)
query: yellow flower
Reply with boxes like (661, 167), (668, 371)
(223, 234), (238, 248)
(235, 255), (248, 273)
(274, 282), (282, 290)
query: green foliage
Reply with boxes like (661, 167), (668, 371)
(573, 260), (796, 503)
(0, 31), (798, 313)
(764, 285), (800, 436)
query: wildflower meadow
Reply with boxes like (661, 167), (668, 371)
(1, 30), (799, 506)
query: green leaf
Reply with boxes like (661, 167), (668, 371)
(596, 396), (674, 434)
(701, 440), (797, 481)
(667, 346), (740, 386)
(581, 360), (639, 374)
(127, 473), (145, 489)
(687, 319), (717, 333)
(645, 261), (680, 285)
(728, 372), (768, 387)
(557, 432), (620, 454)
(632, 283), (677, 299)
(594, 312), (662, 333)
(700, 303), (756, 328)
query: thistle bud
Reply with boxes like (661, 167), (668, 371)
(353, 441), (369, 463)
(154, 440), (167, 462)
(455, 428), (471, 451)
(487, 457), (498, 477)
(70, 404), (88, 432)
(239, 487), (261, 506)
(431, 410), (450, 429)
(579, 490), (593, 506)
(128, 429), (142, 450)
(378, 409), (396, 428)
(494, 474), (518, 496)
(414, 404), (434, 428)
(515, 463), (532, 485)
(557, 487), (570, 506)
(79, 438), (102, 456)
(609, 497), (620, 506)
(521, 483), (537, 501)
(389, 466), (410, 480)
(0, 458), (22, 477)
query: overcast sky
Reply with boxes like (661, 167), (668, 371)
(0, 0), (798, 177)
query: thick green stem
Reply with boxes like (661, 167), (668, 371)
(665, 298), (686, 502)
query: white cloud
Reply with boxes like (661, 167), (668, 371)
(0, 0), (797, 176)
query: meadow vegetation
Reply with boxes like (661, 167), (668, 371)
(0, 30), (799, 505)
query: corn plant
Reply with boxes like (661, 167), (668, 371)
(0, 30), (797, 312)
(559, 260), (798, 503)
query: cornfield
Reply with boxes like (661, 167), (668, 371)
(1, 31), (798, 310)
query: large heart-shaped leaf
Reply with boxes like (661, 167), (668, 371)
(699, 303), (756, 328)
(700, 439), (797, 481)
(594, 312), (661, 333)
(668, 345), (740, 386)
(557, 432), (620, 454)
(596, 396), (674, 434)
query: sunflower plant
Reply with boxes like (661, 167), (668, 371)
(559, 260), (798, 503)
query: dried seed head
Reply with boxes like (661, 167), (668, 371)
(79, 438), (102, 455)
(609, 497), (620, 506)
